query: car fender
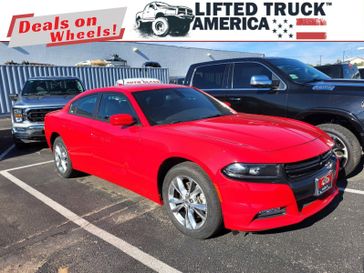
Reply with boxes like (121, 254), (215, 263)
(295, 108), (364, 135)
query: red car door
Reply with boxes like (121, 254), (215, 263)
(89, 92), (143, 191)
(62, 93), (99, 172)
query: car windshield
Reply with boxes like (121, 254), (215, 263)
(133, 88), (234, 125)
(22, 79), (84, 96)
(155, 2), (169, 7)
(268, 58), (331, 84)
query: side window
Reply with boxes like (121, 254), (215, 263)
(69, 94), (98, 118)
(97, 93), (137, 121)
(233, 63), (274, 88)
(192, 64), (229, 89)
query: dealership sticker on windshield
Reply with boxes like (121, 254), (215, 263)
(314, 171), (333, 196)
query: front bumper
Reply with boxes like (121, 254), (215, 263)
(175, 15), (194, 20)
(12, 124), (45, 142)
(217, 159), (339, 232)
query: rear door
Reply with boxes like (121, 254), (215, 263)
(62, 93), (99, 171)
(190, 62), (233, 103)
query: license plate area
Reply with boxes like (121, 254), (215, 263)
(314, 171), (333, 196)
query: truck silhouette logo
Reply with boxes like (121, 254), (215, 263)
(136, 1), (194, 37)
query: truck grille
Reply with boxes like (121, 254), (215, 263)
(178, 8), (192, 15)
(285, 150), (334, 179)
(26, 108), (61, 122)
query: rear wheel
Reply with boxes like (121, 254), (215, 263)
(136, 18), (144, 29)
(318, 123), (362, 176)
(162, 162), (223, 239)
(53, 136), (76, 178)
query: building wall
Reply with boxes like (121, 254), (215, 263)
(0, 65), (168, 116)
(0, 42), (263, 77)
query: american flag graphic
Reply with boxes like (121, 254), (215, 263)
(271, 18), (327, 40)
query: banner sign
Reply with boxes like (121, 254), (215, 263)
(2, 0), (364, 46)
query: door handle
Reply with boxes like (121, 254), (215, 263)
(228, 97), (241, 101)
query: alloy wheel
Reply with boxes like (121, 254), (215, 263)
(328, 132), (349, 168)
(54, 143), (69, 174)
(167, 175), (207, 230)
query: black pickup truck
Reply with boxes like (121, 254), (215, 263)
(185, 57), (364, 175)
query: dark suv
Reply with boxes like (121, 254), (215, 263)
(185, 57), (364, 175)
(315, 63), (361, 79)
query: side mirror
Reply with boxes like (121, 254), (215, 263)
(222, 101), (231, 107)
(9, 94), (19, 101)
(250, 75), (273, 88)
(110, 114), (135, 126)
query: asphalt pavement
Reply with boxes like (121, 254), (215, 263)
(0, 118), (363, 273)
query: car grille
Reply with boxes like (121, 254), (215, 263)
(285, 150), (334, 179)
(26, 108), (61, 122)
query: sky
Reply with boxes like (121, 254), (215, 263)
(157, 42), (364, 65)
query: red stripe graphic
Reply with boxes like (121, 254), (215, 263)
(7, 13), (34, 37)
(296, 32), (327, 40)
(296, 18), (326, 26)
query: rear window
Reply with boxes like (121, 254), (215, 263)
(343, 65), (360, 79)
(192, 64), (230, 89)
(316, 66), (342, 78)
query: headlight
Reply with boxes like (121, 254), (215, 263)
(13, 108), (23, 123)
(222, 163), (283, 181)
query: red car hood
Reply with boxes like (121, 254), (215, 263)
(165, 114), (327, 152)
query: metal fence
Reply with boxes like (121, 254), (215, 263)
(0, 65), (169, 115)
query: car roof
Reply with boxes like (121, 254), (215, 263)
(188, 57), (297, 68)
(84, 84), (188, 95)
(27, 76), (81, 81)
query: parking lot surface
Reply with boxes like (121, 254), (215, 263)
(0, 119), (363, 273)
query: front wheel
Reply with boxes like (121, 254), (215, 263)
(318, 123), (362, 176)
(152, 17), (170, 37)
(162, 162), (223, 239)
(13, 136), (27, 148)
(53, 136), (76, 178)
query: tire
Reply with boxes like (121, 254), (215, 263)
(162, 162), (223, 239)
(136, 18), (143, 29)
(152, 17), (170, 37)
(318, 123), (362, 176)
(13, 136), (27, 148)
(53, 136), (76, 178)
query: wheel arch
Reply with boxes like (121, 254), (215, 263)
(49, 132), (60, 150)
(157, 156), (220, 203)
(155, 12), (165, 18)
(296, 109), (364, 145)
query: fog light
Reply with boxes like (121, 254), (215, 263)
(255, 207), (286, 219)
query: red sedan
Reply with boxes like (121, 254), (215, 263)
(45, 84), (339, 239)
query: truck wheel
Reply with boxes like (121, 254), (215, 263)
(318, 123), (362, 176)
(152, 17), (170, 36)
(13, 136), (27, 148)
(53, 136), (76, 178)
(136, 18), (144, 29)
(162, 162), (223, 239)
